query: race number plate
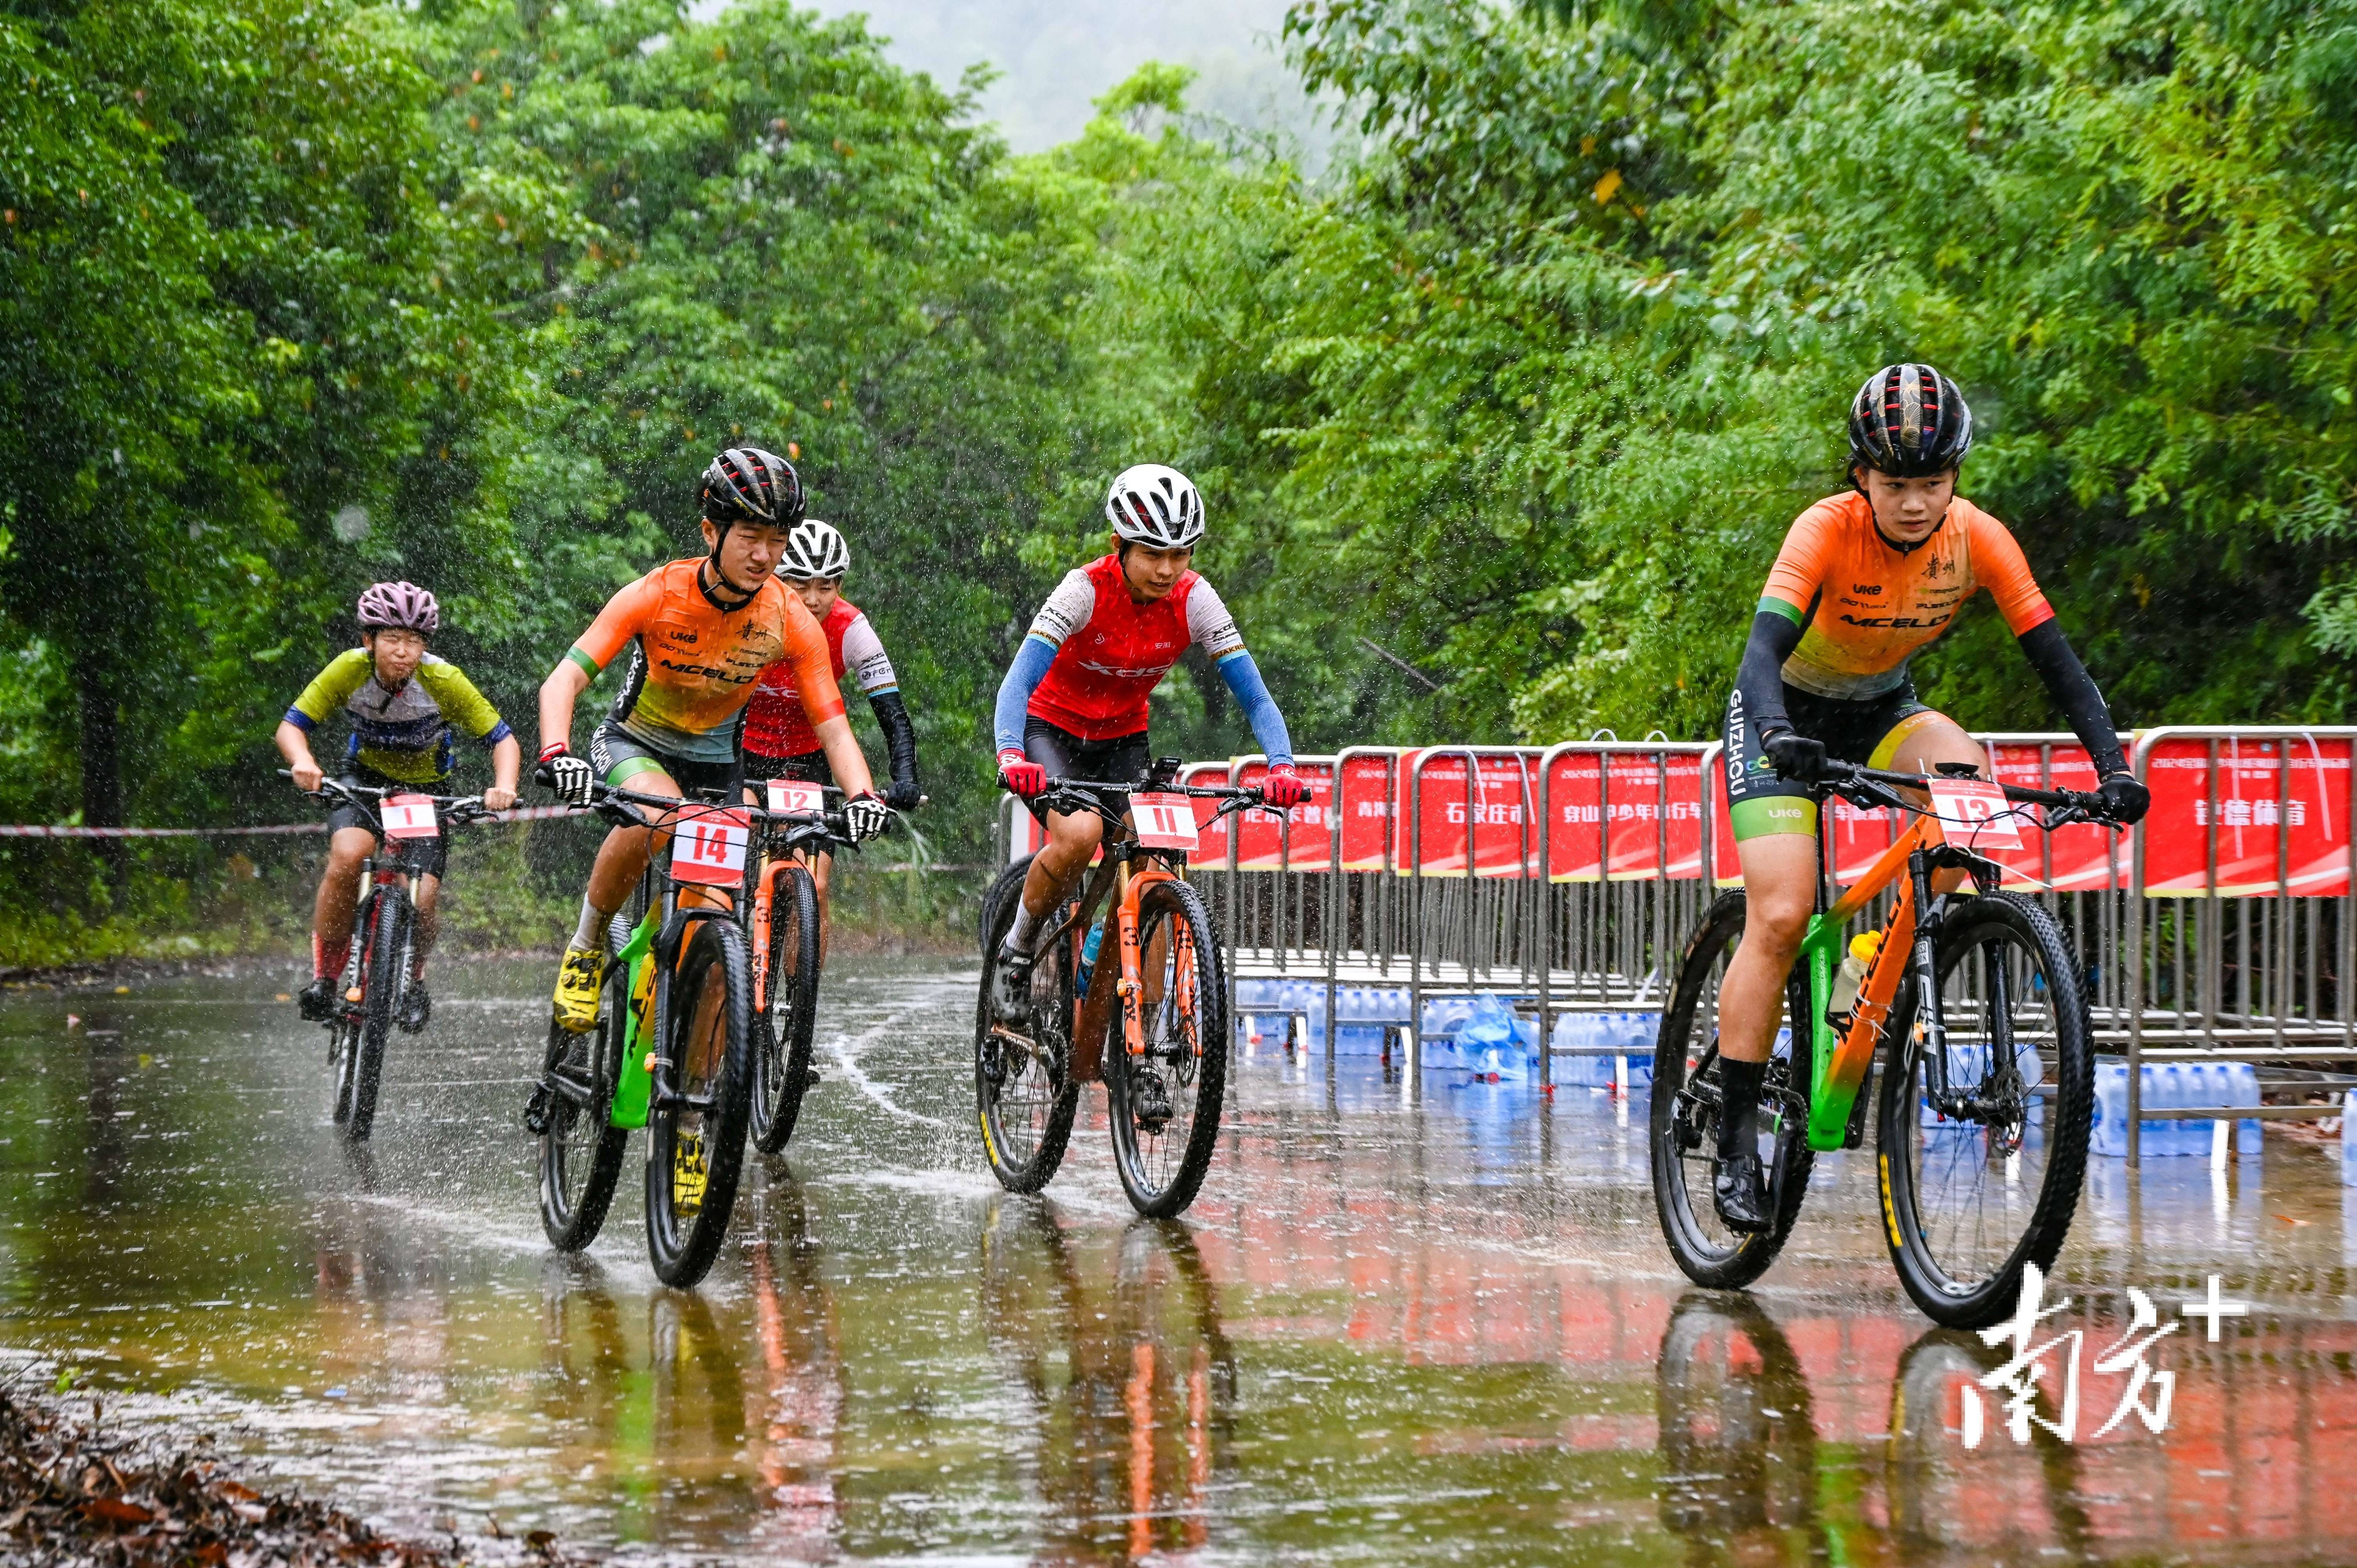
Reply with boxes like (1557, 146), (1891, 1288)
(1928, 779), (2024, 848)
(765, 779), (824, 816)
(381, 794), (440, 840)
(671, 808), (752, 886)
(1133, 793), (1201, 854)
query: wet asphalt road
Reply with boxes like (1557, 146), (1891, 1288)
(3, 957), (2356, 1564)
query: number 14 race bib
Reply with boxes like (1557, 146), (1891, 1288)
(671, 808), (751, 886)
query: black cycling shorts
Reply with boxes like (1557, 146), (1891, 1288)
(326, 767), (450, 878)
(743, 747), (832, 789)
(588, 720), (742, 803)
(1722, 680), (1945, 841)
(1021, 717), (1152, 826)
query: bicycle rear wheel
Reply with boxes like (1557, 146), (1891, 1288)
(974, 877), (1079, 1193)
(539, 920), (630, 1250)
(646, 916), (758, 1288)
(344, 893), (407, 1142)
(1875, 891), (2093, 1329)
(1650, 890), (1815, 1289)
(1105, 878), (1228, 1218)
(751, 862), (821, 1155)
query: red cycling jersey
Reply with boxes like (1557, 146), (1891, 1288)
(1025, 554), (1243, 740)
(742, 595), (900, 757)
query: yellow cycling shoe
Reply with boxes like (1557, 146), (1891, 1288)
(552, 945), (606, 1033)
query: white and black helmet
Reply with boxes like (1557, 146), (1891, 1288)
(1104, 463), (1204, 551)
(777, 518), (849, 581)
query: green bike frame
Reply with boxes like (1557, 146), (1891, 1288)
(1796, 914), (1852, 1152)
(609, 907), (659, 1131)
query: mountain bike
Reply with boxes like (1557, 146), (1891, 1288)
(531, 772), (853, 1287)
(1651, 757), (2123, 1328)
(975, 758), (1268, 1217)
(285, 772), (488, 1141)
(747, 776), (847, 1154)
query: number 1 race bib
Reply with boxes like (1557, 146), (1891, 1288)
(1133, 793), (1201, 855)
(382, 794), (440, 840)
(765, 779), (824, 816)
(1928, 779), (2023, 848)
(671, 808), (752, 886)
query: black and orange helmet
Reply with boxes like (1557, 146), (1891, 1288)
(699, 447), (804, 530)
(1848, 363), (1973, 480)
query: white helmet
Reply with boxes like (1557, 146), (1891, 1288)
(777, 518), (849, 581)
(1104, 463), (1204, 551)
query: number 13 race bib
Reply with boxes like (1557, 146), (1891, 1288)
(382, 794), (440, 840)
(1928, 779), (2023, 848)
(671, 808), (752, 885)
(1133, 793), (1201, 854)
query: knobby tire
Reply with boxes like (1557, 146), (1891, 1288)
(539, 918), (630, 1250)
(752, 862), (822, 1156)
(974, 857), (1079, 1193)
(345, 893), (407, 1142)
(645, 916), (758, 1289)
(1105, 878), (1228, 1219)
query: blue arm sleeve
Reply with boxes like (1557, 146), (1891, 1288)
(994, 635), (1058, 753)
(1216, 651), (1293, 767)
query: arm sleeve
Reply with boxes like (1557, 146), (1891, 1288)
(2017, 620), (2128, 777)
(779, 599), (847, 727)
(993, 635), (1057, 753)
(1736, 611), (1805, 736)
(287, 648), (370, 730)
(1184, 577), (1245, 660)
(1025, 569), (1098, 648)
(416, 659), (511, 746)
(1968, 512), (2058, 636)
(1215, 650), (1293, 766)
(867, 688), (920, 795)
(840, 613), (898, 694)
(566, 573), (657, 676)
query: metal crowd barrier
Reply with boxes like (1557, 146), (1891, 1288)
(994, 728), (2357, 1143)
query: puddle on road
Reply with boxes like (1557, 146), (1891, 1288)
(4, 958), (2356, 1563)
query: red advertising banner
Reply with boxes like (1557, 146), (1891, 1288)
(1544, 750), (1602, 882)
(1180, 761), (1232, 866)
(1231, 759), (1335, 870)
(1825, 794), (1902, 886)
(2140, 735), (2353, 897)
(1336, 752), (1396, 871)
(1393, 750), (1538, 877)
(1983, 743), (2122, 892)
(1605, 752), (1707, 880)
(1710, 746), (1742, 887)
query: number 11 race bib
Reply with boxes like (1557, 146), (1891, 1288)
(1133, 793), (1201, 855)
(671, 808), (752, 886)
(1928, 779), (2023, 848)
(382, 794), (440, 840)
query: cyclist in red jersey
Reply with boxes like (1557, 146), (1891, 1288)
(986, 464), (1309, 1029)
(742, 517), (922, 947)
(1706, 365), (2149, 1232)
(528, 450), (893, 1073)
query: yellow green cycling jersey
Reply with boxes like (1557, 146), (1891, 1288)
(284, 649), (511, 785)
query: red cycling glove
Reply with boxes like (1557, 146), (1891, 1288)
(1261, 764), (1308, 809)
(998, 749), (1047, 799)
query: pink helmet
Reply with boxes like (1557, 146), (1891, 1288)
(356, 581), (439, 635)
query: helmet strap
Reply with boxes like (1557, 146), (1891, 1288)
(697, 545), (759, 610)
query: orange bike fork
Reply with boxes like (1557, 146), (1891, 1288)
(749, 857), (785, 1013)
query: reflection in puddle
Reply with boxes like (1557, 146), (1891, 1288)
(4, 960), (2357, 1562)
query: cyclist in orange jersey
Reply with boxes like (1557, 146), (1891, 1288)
(1707, 364), (2150, 1233)
(527, 451), (893, 1104)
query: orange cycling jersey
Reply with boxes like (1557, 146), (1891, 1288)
(1758, 491), (2054, 701)
(566, 558), (845, 764)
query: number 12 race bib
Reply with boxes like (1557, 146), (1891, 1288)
(766, 779), (824, 816)
(1133, 793), (1201, 854)
(382, 794), (440, 840)
(671, 808), (752, 885)
(1927, 779), (2023, 848)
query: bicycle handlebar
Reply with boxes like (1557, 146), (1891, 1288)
(1015, 773), (1276, 833)
(529, 762), (859, 843)
(1803, 757), (2123, 831)
(279, 769), (494, 824)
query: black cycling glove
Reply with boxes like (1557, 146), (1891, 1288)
(1763, 731), (1827, 783)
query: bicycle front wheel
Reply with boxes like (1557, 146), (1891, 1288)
(539, 923), (630, 1250)
(751, 862), (821, 1155)
(1105, 878), (1229, 1218)
(345, 894), (407, 1142)
(974, 876), (1079, 1193)
(1650, 890), (1815, 1289)
(1875, 891), (2093, 1329)
(646, 916), (759, 1288)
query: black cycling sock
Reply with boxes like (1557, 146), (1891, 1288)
(1717, 1055), (1767, 1159)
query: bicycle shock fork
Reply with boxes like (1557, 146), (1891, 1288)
(1905, 849), (1950, 1102)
